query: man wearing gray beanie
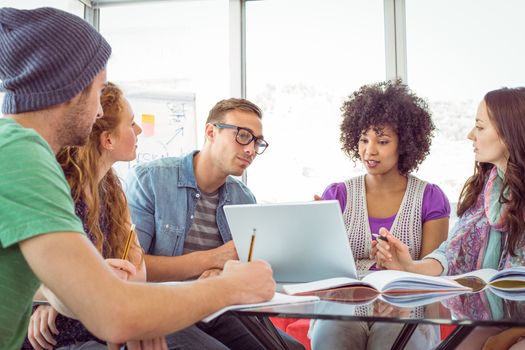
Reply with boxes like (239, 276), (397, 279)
(0, 7), (275, 350)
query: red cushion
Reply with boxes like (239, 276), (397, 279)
(270, 317), (299, 332)
(271, 317), (311, 350)
(286, 319), (311, 350)
(440, 325), (457, 340)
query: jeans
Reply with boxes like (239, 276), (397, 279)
(310, 320), (438, 350)
(166, 314), (304, 350)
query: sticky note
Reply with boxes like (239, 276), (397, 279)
(142, 114), (155, 137)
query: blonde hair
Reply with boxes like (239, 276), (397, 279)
(56, 82), (143, 267)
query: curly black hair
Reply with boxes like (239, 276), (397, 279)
(340, 80), (435, 175)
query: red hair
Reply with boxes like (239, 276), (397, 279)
(57, 82), (143, 266)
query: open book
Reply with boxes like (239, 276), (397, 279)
(446, 267), (525, 293)
(283, 270), (471, 302)
(201, 292), (319, 323)
(160, 281), (320, 322)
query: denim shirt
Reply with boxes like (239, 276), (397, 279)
(126, 151), (256, 256)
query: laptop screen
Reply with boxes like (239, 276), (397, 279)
(224, 200), (358, 283)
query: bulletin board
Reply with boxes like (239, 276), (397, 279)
(113, 91), (197, 185)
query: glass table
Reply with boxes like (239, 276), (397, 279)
(232, 289), (525, 350)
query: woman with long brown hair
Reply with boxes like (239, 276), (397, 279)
(24, 82), (152, 350)
(374, 87), (525, 349)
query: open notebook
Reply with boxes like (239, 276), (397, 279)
(282, 270), (471, 303)
(445, 267), (525, 295)
(160, 282), (319, 322)
(201, 292), (319, 322)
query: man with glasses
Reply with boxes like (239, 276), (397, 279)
(126, 98), (302, 350)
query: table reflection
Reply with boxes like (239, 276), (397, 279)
(236, 288), (525, 326)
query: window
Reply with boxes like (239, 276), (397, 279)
(245, 0), (385, 202)
(406, 0), (525, 206)
(98, 0), (231, 180)
(99, 0), (230, 141)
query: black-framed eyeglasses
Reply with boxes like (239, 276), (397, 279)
(213, 123), (269, 155)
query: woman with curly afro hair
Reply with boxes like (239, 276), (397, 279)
(310, 80), (450, 350)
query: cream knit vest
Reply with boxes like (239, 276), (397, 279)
(343, 175), (427, 271)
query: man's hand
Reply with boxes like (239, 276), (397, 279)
(207, 241), (238, 269)
(199, 268), (222, 279)
(220, 259), (275, 304)
(105, 258), (137, 281)
(27, 305), (59, 350)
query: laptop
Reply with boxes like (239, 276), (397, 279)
(223, 200), (358, 283)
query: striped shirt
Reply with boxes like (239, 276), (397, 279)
(183, 190), (222, 254)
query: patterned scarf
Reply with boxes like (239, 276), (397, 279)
(446, 166), (509, 275)
(442, 292), (494, 321)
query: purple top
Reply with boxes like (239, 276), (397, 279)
(321, 181), (450, 234)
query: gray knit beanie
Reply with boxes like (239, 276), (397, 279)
(0, 7), (112, 114)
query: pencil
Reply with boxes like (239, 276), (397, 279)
(247, 229), (256, 262)
(121, 224), (135, 260)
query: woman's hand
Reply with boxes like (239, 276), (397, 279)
(370, 240), (383, 269)
(374, 228), (414, 272)
(105, 258), (137, 281)
(27, 304), (59, 350)
(108, 336), (168, 350)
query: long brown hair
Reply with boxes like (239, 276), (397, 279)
(57, 82), (142, 266)
(457, 87), (525, 255)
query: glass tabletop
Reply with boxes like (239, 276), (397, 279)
(232, 289), (525, 327)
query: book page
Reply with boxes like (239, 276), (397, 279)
(490, 287), (525, 300)
(305, 286), (379, 302)
(490, 279), (525, 291)
(282, 277), (368, 295)
(491, 267), (525, 283)
(490, 267), (525, 291)
(159, 280), (195, 286)
(362, 270), (470, 293)
(445, 268), (498, 284)
(380, 290), (467, 308)
(445, 267), (525, 291)
(201, 292), (320, 323)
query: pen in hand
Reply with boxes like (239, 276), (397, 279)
(371, 232), (388, 242)
(247, 228), (256, 262)
(121, 223), (135, 260)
